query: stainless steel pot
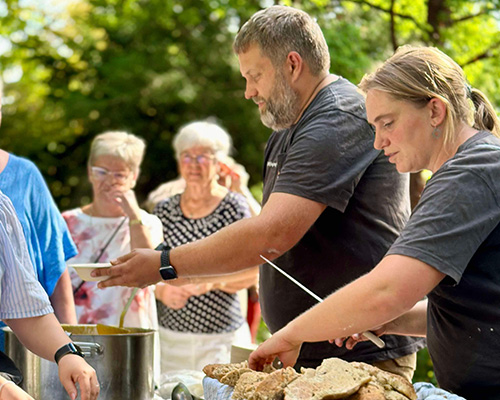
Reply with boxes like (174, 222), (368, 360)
(3, 324), (155, 400)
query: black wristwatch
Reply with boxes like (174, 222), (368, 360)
(54, 343), (85, 364)
(159, 249), (178, 280)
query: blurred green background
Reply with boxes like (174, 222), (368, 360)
(2, 0), (500, 383)
(1, 0), (499, 209)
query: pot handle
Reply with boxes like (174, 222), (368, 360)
(73, 341), (103, 357)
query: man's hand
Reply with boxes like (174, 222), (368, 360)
(94, 248), (162, 288)
(58, 355), (99, 400)
(248, 327), (302, 371)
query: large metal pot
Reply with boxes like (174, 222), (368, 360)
(3, 324), (155, 400)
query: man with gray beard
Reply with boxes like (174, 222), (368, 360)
(96, 6), (425, 379)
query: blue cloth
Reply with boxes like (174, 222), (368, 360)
(0, 154), (76, 349)
(0, 154), (77, 294)
(415, 382), (467, 400)
(202, 377), (233, 400)
(0, 190), (53, 318)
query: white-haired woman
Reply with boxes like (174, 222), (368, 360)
(62, 131), (163, 377)
(153, 121), (259, 372)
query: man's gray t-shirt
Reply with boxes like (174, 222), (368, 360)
(260, 78), (425, 367)
(388, 131), (500, 399)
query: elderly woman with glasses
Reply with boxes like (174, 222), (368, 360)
(62, 131), (163, 377)
(153, 120), (258, 373)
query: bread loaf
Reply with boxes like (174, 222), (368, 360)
(232, 371), (268, 400)
(253, 367), (300, 400)
(203, 360), (249, 381)
(350, 362), (417, 400)
(345, 383), (385, 400)
(203, 357), (417, 400)
(284, 358), (371, 400)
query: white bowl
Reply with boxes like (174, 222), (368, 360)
(70, 263), (111, 282)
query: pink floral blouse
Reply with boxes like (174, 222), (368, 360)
(63, 208), (163, 329)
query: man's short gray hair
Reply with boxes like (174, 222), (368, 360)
(173, 121), (232, 161)
(233, 5), (330, 76)
(88, 131), (146, 173)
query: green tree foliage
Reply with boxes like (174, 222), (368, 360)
(1, 0), (498, 208)
(1, 0), (269, 207)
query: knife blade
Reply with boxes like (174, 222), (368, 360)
(260, 255), (385, 349)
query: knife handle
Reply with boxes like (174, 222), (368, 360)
(363, 331), (385, 348)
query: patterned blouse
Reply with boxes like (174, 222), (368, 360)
(63, 208), (163, 329)
(153, 192), (251, 334)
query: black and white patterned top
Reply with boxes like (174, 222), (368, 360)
(153, 192), (251, 334)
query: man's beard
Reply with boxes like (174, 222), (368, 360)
(258, 72), (302, 131)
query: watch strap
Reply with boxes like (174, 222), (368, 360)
(160, 248), (170, 268)
(160, 249), (178, 280)
(54, 343), (84, 364)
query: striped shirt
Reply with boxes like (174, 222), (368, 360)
(0, 190), (53, 319)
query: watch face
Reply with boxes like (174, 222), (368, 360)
(160, 266), (177, 280)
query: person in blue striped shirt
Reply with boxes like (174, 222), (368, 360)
(0, 189), (100, 399)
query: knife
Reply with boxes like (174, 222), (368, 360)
(260, 255), (385, 349)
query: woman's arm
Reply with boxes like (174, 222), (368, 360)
(5, 314), (99, 400)
(113, 189), (155, 249)
(385, 299), (428, 337)
(168, 266), (259, 291)
(0, 375), (35, 399)
(212, 266), (259, 293)
(335, 299), (428, 350)
(49, 269), (77, 324)
(249, 255), (444, 370)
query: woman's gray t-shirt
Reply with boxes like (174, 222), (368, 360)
(388, 131), (500, 399)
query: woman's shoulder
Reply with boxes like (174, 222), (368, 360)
(153, 193), (180, 211)
(443, 131), (500, 176)
(6, 154), (44, 181)
(62, 207), (84, 219)
(220, 192), (251, 215)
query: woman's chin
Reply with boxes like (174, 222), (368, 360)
(185, 175), (204, 183)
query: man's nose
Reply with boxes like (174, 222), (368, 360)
(245, 82), (257, 100)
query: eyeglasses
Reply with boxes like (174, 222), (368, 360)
(180, 153), (215, 166)
(90, 166), (131, 183)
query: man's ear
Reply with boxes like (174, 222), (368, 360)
(286, 51), (303, 82)
(429, 97), (447, 126)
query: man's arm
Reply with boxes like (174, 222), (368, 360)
(97, 192), (326, 288)
(49, 269), (77, 324)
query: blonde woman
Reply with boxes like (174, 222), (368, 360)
(62, 131), (163, 378)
